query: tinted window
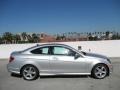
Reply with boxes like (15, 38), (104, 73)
(31, 47), (49, 54)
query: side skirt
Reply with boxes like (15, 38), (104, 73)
(40, 73), (91, 76)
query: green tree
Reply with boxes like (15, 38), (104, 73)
(61, 34), (66, 40)
(111, 34), (117, 40)
(56, 34), (61, 40)
(2, 32), (13, 44)
(88, 36), (93, 41)
(112, 32), (120, 40)
(32, 33), (40, 43)
(95, 32), (97, 35)
(88, 32), (92, 36)
(105, 31), (110, 39)
(21, 32), (27, 41)
(27, 35), (33, 43)
(86, 32), (88, 35)
(0, 36), (3, 44)
(13, 34), (21, 43)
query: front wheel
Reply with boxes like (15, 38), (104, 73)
(92, 64), (108, 79)
(21, 65), (39, 81)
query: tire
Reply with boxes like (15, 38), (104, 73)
(21, 65), (39, 81)
(92, 64), (108, 79)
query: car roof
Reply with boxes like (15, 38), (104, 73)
(22, 43), (84, 57)
(22, 43), (71, 52)
(36, 43), (71, 47)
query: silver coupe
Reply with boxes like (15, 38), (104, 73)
(7, 43), (113, 80)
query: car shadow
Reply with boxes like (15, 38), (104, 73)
(10, 73), (92, 79)
(11, 73), (22, 78)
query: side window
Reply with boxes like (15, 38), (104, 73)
(31, 47), (49, 54)
(53, 46), (75, 56)
(53, 47), (69, 55)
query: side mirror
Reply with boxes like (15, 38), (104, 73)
(81, 51), (86, 55)
(74, 53), (80, 59)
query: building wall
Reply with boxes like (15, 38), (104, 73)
(0, 40), (120, 59)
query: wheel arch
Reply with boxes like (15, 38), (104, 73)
(91, 63), (110, 76)
(20, 64), (40, 75)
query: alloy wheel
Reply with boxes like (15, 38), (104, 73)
(22, 65), (38, 80)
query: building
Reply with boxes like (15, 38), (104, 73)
(40, 33), (56, 42)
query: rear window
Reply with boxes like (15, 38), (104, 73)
(31, 47), (49, 54)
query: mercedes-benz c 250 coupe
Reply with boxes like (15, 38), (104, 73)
(7, 43), (113, 80)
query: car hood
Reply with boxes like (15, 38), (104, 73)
(81, 51), (108, 60)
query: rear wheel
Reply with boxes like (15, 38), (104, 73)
(92, 64), (108, 79)
(21, 65), (39, 81)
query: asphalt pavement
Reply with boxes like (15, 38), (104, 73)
(0, 58), (120, 90)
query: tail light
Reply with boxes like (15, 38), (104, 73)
(9, 56), (14, 63)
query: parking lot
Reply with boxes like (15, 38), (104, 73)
(0, 58), (120, 90)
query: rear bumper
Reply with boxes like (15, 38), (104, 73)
(7, 63), (20, 74)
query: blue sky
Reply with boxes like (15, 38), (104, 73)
(0, 0), (120, 34)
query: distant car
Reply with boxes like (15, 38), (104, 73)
(7, 43), (113, 80)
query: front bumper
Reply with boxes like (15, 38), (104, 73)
(108, 64), (113, 74)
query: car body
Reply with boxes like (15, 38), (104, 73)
(7, 43), (113, 80)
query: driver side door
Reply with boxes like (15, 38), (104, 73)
(50, 46), (87, 74)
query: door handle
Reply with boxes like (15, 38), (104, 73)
(52, 57), (59, 60)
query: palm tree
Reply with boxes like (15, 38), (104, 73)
(27, 34), (33, 43)
(86, 32), (89, 36)
(102, 32), (105, 35)
(21, 32), (27, 41)
(88, 32), (92, 36)
(2, 32), (13, 44)
(97, 32), (100, 35)
(72, 32), (76, 39)
(71, 32), (74, 39)
(77, 33), (80, 38)
(0, 36), (3, 44)
(14, 34), (21, 43)
(64, 32), (67, 36)
(32, 33), (40, 43)
(56, 34), (61, 40)
(95, 32), (97, 35)
(68, 32), (71, 38)
(88, 35), (93, 41)
(105, 31), (110, 39)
